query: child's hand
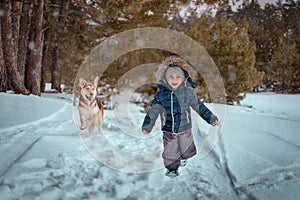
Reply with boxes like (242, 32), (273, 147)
(212, 120), (219, 126)
(142, 130), (150, 135)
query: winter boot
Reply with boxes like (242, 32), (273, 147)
(165, 169), (179, 177)
(180, 159), (187, 167)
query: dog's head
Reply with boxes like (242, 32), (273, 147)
(79, 77), (99, 101)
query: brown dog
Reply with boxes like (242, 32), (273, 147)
(78, 76), (104, 133)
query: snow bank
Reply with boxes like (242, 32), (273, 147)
(0, 93), (66, 129)
(240, 92), (300, 120)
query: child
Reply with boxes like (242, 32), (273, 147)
(142, 56), (218, 177)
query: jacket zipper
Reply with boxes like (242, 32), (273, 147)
(162, 113), (166, 126)
(171, 91), (175, 133)
(186, 111), (190, 123)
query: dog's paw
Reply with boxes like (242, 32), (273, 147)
(88, 127), (95, 133)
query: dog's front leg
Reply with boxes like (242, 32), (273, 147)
(89, 114), (98, 133)
(80, 116), (87, 130)
(90, 109), (103, 133)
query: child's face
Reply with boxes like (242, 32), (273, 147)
(167, 73), (183, 89)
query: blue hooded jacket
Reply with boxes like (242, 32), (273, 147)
(142, 67), (218, 133)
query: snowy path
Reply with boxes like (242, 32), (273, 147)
(0, 93), (300, 199)
(220, 102), (300, 199)
(0, 102), (74, 177)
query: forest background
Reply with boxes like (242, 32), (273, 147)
(0, 0), (299, 103)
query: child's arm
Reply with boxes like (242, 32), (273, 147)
(141, 92), (163, 134)
(189, 89), (218, 125)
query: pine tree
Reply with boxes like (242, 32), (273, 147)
(186, 17), (263, 103)
(25, 0), (45, 96)
(267, 40), (300, 93)
(18, 2), (33, 86)
(1, 0), (29, 94)
(281, 0), (300, 52)
(0, 19), (6, 92)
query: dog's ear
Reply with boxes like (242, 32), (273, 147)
(93, 76), (99, 88)
(79, 78), (87, 88)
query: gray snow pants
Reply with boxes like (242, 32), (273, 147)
(162, 129), (197, 170)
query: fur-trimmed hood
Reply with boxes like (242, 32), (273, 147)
(155, 56), (197, 89)
(155, 56), (198, 82)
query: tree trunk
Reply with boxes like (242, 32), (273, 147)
(51, 0), (69, 92)
(18, 1), (33, 86)
(25, 0), (44, 96)
(41, 2), (52, 93)
(0, 17), (7, 92)
(1, 0), (29, 94)
(12, 1), (21, 58)
(51, 46), (61, 92)
(41, 30), (49, 93)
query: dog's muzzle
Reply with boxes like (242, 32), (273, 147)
(85, 94), (93, 100)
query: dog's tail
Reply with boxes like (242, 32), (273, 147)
(96, 98), (104, 109)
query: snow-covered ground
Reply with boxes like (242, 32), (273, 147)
(0, 92), (300, 200)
